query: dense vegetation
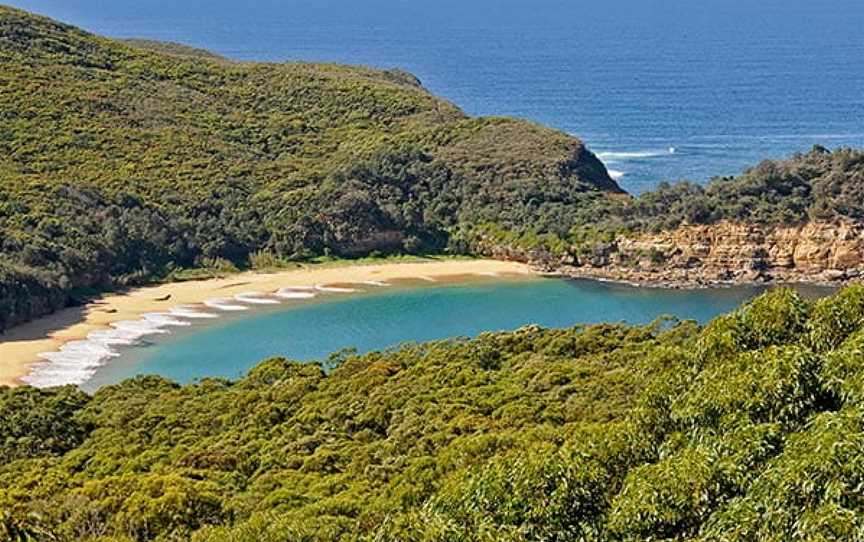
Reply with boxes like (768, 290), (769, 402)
(3, 6), (864, 332)
(0, 5), (620, 330)
(2, 285), (864, 540)
(622, 145), (864, 231)
(477, 145), (864, 258)
(5, 6), (864, 542)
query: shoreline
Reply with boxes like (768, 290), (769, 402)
(0, 259), (532, 388)
(554, 265), (858, 290)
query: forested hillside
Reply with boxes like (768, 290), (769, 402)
(0, 5), (620, 330)
(3, 285), (864, 541)
(478, 145), (864, 259)
(618, 145), (864, 230)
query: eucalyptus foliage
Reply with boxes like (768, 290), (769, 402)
(3, 287), (864, 540)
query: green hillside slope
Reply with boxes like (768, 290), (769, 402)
(0, 5), (621, 330)
(3, 286), (864, 541)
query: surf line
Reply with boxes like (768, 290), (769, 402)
(26, 277), (409, 388)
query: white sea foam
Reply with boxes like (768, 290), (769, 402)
(275, 288), (317, 299)
(596, 150), (668, 161)
(23, 342), (112, 387)
(87, 329), (137, 346)
(360, 280), (390, 287)
(476, 271), (500, 277)
(417, 276), (438, 282)
(597, 149), (677, 179)
(106, 315), (187, 343)
(315, 285), (359, 293)
(204, 298), (249, 311)
(26, 311), (197, 388)
(169, 306), (219, 319)
(234, 292), (281, 305)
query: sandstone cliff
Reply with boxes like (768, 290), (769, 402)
(486, 220), (864, 288)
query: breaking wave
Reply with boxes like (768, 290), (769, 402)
(315, 285), (359, 293)
(276, 288), (318, 300)
(596, 148), (676, 183)
(234, 292), (281, 305)
(26, 280), (390, 388)
(596, 150), (670, 161)
(23, 313), (191, 388)
(204, 298), (249, 311)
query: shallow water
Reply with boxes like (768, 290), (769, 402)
(80, 278), (833, 390)
(13, 0), (864, 192)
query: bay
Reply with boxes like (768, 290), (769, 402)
(83, 278), (833, 389)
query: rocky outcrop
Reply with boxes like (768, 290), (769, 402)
(554, 220), (864, 287)
(478, 220), (864, 288)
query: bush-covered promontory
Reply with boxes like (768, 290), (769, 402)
(0, 5), (621, 330)
(476, 145), (864, 257)
(616, 145), (864, 231)
(3, 285), (864, 540)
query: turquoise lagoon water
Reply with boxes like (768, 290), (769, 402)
(82, 277), (832, 390)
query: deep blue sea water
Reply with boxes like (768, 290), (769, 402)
(11, 0), (864, 193)
(81, 278), (833, 389)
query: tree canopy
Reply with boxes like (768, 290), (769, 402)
(3, 286), (864, 540)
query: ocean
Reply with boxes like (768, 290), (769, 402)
(10, 0), (864, 193)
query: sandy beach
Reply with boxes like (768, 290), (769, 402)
(0, 259), (531, 387)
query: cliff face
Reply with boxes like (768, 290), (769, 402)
(634, 221), (860, 269)
(481, 220), (864, 287)
(561, 220), (864, 286)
